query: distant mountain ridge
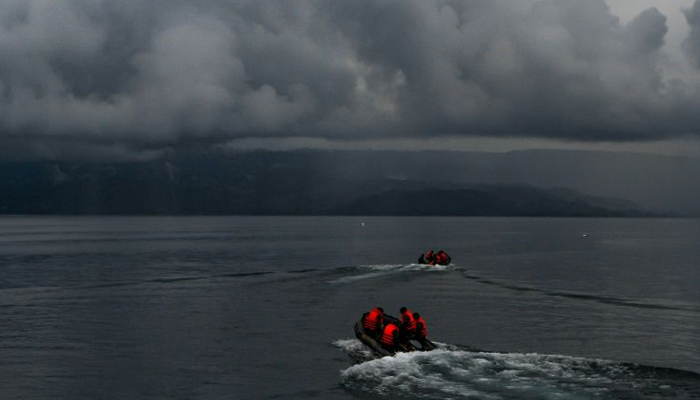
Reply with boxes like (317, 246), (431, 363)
(0, 151), (664, 216)
(334, 187), (655, 217)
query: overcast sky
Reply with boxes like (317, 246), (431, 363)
(3, 0), (700, 159)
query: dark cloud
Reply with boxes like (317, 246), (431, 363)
(684, 0), (700, 68)
(2, 0), (700, 158)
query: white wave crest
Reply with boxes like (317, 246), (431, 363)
(333, 339), (377, 363)
(333, 339), (370, 354)
(339, 348), (645, 399)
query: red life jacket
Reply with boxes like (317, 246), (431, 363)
(435, 253), (446, 264)
(401, 309), (417, 333)
(363, 308), (383, 331)
(381, 324), (399, 346)
(416, 316), (428, 337)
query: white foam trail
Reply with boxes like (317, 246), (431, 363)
(339, 347), (638, 399)
(329, 263), (451, 284)
(333, 339), (369, 354)
(333, 339), (376, 362)
(365, 263), (451, 272)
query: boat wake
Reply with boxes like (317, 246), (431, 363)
(328, 263), (451, 284)
(334, 339), (700, 399)
(461, 271), (700, 314)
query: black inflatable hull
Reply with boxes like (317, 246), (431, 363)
(354, 318), (437, 357)
(354, 321), (392, 357)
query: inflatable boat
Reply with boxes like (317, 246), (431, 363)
(354, 315), (437, 357)
(417, 254), (451, 265)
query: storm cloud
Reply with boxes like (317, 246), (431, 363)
(2, 0), (700, 155)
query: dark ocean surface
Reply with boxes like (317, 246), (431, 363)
(1, 216), (699, 399)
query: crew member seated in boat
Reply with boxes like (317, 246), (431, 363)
(434, 250), (450, 265)
(412, 312), (433, 350)
(380, 323), (400, 353)
(362, 307), (385, 339)
(399, 306), (417, 339)
(412, 312), (429, 344)
(418, 250), (435, 265)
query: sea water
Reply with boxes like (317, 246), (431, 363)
(0, 216), (699, 399)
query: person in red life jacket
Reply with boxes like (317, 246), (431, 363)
(380, 323), (400, 353)
(434, 250), (447, 265)
(421, 250), (435, 265)
(399, 306), (417, 338)
(362, 307), (385, 339)
(412, 312), (431, 349)
(413, 312), (428, 340)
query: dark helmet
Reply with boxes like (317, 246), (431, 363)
(400, 306), (408, 314)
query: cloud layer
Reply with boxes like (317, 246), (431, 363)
(3, 0), (700, 156)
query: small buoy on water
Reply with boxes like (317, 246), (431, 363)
(361, 222), (365, 226)
(582, 234), (587, 237)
